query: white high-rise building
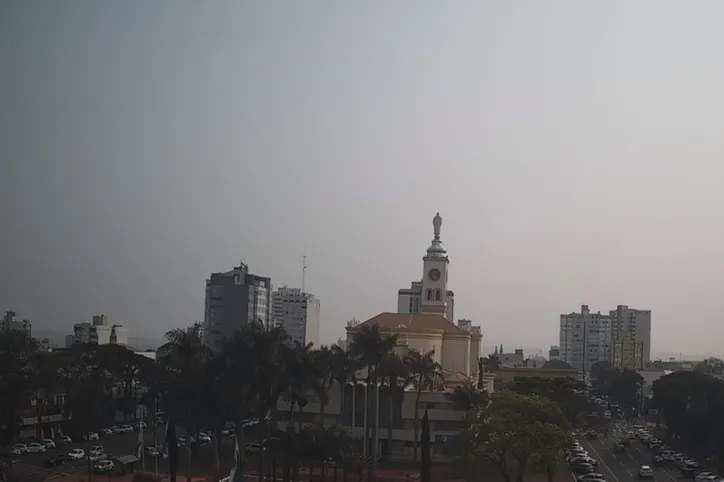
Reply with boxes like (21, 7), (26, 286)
(560, 305), (613, 373)
(559, 304), (651, 372)
(397, 213), (455, 322)
(272, 286), (320, 347)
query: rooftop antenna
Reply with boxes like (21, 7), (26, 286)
(302, 255), (307, 293)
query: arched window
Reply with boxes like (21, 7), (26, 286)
(435, 289), (442, 301)
(426, 289), (433, 300)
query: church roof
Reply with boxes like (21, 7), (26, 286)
(351, 312), (467, 335)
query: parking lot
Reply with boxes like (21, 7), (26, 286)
(9, 425), (245, 481)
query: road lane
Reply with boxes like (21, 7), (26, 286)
(578, 430), (683, 482)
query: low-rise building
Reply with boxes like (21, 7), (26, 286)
(496, 366), (581, 384)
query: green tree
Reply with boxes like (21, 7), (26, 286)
(379, 352), (409, 458)
(404, 349), (441, 462)
(694, 357), (724, 376)
(312, 345), (335, 428)
(481, 354), (501, 373)
(0, 329), (38, 445)
(445, 383), (488, 423)
(349, 325), (398, 478)
(446, 390), (570, 482)
(330, 345), (358, 425)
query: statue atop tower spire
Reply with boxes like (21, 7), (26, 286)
(426, 212), (447, 258)
(433, 212), (442, 239)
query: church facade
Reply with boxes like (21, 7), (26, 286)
(396, 212), (455, 322)
(347, 213), (482, 383)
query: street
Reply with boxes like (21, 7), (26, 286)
(577, 425), (680, 482)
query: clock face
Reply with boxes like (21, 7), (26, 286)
(428, 269), (441, 281)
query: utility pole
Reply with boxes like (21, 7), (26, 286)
(301, 255), (307, 293)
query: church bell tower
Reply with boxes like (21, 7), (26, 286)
(420, 212), (450, 317)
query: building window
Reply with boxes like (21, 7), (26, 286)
(435, 290), (441, 301)
(426, 289), (432, 300)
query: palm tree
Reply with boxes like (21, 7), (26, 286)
(378, 352), (409, 459)
(282, 341), (316, 430)
(312, 345), (335, 428)
(330, 345), (358, 425)
(349, 325), (398, 478)
(158, 322), (211, 482)
(481, 354), (501, 373)
(444, 383), (488, 423)
(404, 349), (441, 462)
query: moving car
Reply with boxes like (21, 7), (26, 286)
(44, 454), (67, 468)
(695, 473), (714, 482)
(613, 443), (626, 453)
(68, 449), (86, 461)
(578, 473), (606, 481)
(639, 466), (654, 478)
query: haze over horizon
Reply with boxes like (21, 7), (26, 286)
(3, 2), (724, 356)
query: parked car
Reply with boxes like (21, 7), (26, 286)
(68, 449), (86, 461)
(121, 425), (133, 433)
(198, 433), (212, 444)
(102, 428), (114, 436)
(13, 443), (28, 454)
(42, 438), (56, 449)
(57, 435), (72, 445)
(94, 460), (114, 473)
(27, 443), (47, 453)
(83, 432), (99, 441)
(44, 454), (67, 468)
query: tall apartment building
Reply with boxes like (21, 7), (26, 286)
(559, 305), (613, 373)
(203, 262), (272, 351)
(610, 305), (651, 370)
(2, 311), (32, 336)
(559, 304), (651, 372)
(272, 286), (321, 346)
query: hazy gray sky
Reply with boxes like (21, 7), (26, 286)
(3, 1), (724, 356)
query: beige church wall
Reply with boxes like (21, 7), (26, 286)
(441, 336), (471, 376)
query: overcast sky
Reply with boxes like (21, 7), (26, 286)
(3, 1), (724, 356)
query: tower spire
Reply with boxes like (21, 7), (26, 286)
(426, 212), (447, 258)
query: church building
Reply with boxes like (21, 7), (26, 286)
(347, 213), (482, 383)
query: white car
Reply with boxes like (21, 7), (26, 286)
(639, 466), (654, 478)
(94, 459), (114, 473)
(42, 439), (56, 449)
(68, 449), (86, 460)
(102, 428), (114, 436)
(578, 473), (605, 481)
(198, 433), (212, 444)
(27, 443), (47, 453)
(58, 435), (72, 445)
(84, 432), (99, 441)
(695, 473), (714, 482)
(121, 425), (133, 433)
(13, 443), (27, 454)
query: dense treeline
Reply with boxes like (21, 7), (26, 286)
(0, 323), (446, 482)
